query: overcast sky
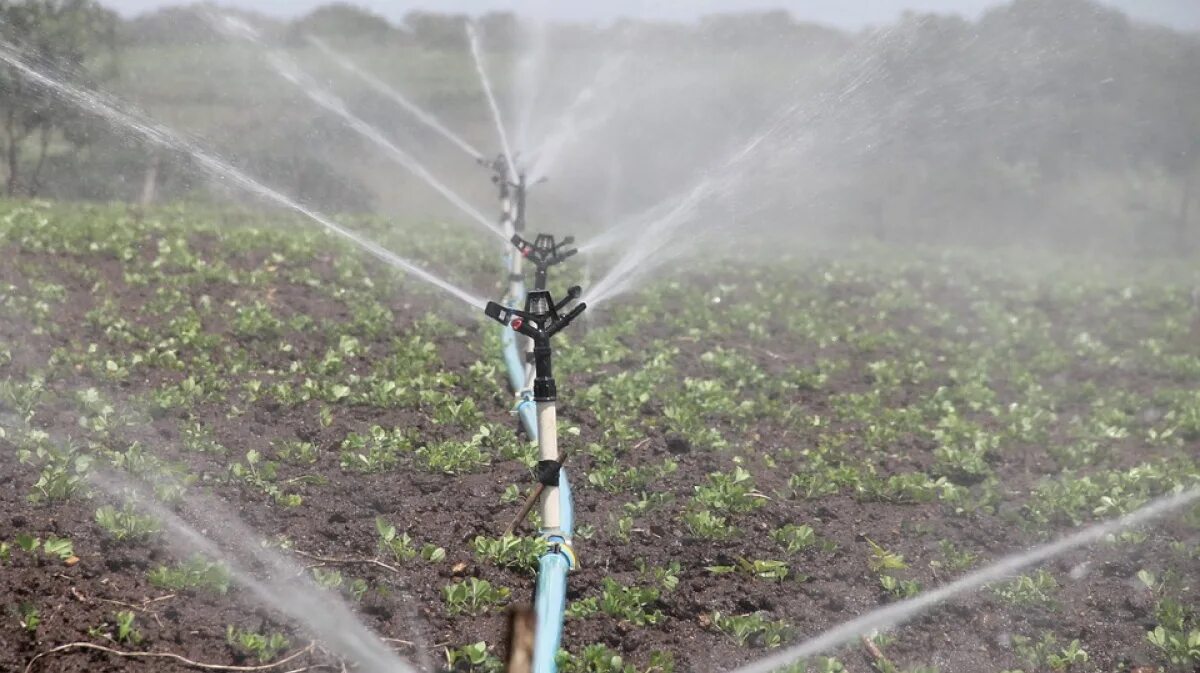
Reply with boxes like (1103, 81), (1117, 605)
(106, 0), (1200, 31)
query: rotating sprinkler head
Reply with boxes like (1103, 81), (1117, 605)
(485, 286), (585, 401)
(511, 233), (578, 290)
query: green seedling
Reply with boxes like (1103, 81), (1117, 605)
(114, 610), (142, 644)
(18, 602), (40, 633)
(148, 555), (232, 594)
(444, 641), (502, 673)
(443, 578), (510, 616)
(311, 567), (344, 590)
(340, 426), (410, 473)
(707, 557), (792, 582)
(992, 570), (1058, 607)
(473, 534), (547, 571)
(711, 612), (790, 648)
(227, 625), (291, 663)
(96, 503), (162, 541)
(772, 524), (817, 554)
(694, 467), (765, 514)
(681, 509), (736, 540)
(42, 535), (74, 561)
(635, 559), (682, 591)
(375, 517), (417, 562)
(865, 539), (908, 572)
(879, 575), (922, 599)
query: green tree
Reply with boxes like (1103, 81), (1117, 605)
(0, 0), (117, 196)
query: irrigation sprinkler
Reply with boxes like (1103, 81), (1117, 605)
(484, 286), (586, 673)
(511, 233), (577, 291)
(480, 149), (576, 441)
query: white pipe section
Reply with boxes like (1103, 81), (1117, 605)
(537, 401), (560, 531)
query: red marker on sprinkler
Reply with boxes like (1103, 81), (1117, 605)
(511, 317), (524, 330)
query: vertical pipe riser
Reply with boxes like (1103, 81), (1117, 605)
(537, 401), (560, 532)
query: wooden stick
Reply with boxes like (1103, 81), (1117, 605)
(506, 450), (570, 536)
(25, 641), (315, 673)
(505, 606), (535, 673)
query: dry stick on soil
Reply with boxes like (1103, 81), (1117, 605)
(506, 437), (652, 536)
(24, 641), (316, 673)
(291, 549), (401, 574)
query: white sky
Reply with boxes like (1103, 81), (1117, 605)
(107, 0), (1200, 31)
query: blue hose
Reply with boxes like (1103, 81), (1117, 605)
(501, 262), (538, 440)
(516, 396), (538, 442)
(532, 469), (574, 673)
(501, 324), (527, 394)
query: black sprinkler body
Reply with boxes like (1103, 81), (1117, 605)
(479, 153), (511, 202)
(512, 233), (578, 290)
(513, 173), (528, 232)
(485, 287), (586, 402)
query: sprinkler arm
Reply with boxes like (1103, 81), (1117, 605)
(484, 286), (585, 402)
(484, 287), (585, 342)
(511, 234), (578, 290)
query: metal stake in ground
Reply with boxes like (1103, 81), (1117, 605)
(484, 286), (586, 673)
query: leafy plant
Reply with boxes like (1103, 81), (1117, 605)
(711, 612), (790, 648)
(694, 467), (765, 514)
(443, 578), (510, 616)
(473, 534), (547, 571)
(339, 426), (410, 473)
(42, 535), (74, 562)
(865, 538), (908, 573)
(681, 509), (736, 540)
(373, 516), (416, 563)
(445, 641), (502, 673)
(772, 524), (817, 554)
(707, 557), (792, 582)
(148, 555), (232, 594)
(992, 570), (1058, 608)
(18, 602), (40, 633)
(114, 610), (142, 644)
(95, 503), (162, 541)
(227, 625), (290, 662)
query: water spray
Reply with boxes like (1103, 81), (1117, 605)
(484, 286), (586, 673)
(307, 35), (484, 162)
(208, 14), (503, 241)
(0, 40), (488, 310)
(728, 486), (1200, 673)
(467, 21), (516, 180)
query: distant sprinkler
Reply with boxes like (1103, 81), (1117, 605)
(479, 152), (512, 202)
(511, 233), (577, 291)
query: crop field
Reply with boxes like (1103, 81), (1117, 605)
(0, 200), (1198, 673)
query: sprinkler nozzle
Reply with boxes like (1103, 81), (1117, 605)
(511, 233), (578, 291)
(483, 287), (586, 402)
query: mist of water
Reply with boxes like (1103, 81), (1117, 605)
(307, 35), (484, 162)
(0, 41), (488, 310)
(526, 50), (631, 186)
(512, 16), (549, 156)
(92, 472), (418, 673)
(210, 15), (503, 243)
(466, 21), (517, 177)
(726, 487), (1200, 673)
(583, 24), (910, 308)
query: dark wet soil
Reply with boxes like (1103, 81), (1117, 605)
(0, 225), (1197, 673)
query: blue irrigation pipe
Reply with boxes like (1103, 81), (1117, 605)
(485, 289), (586, 673)
(501, 254), (539, 441)
(532, 470), (574, 673)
